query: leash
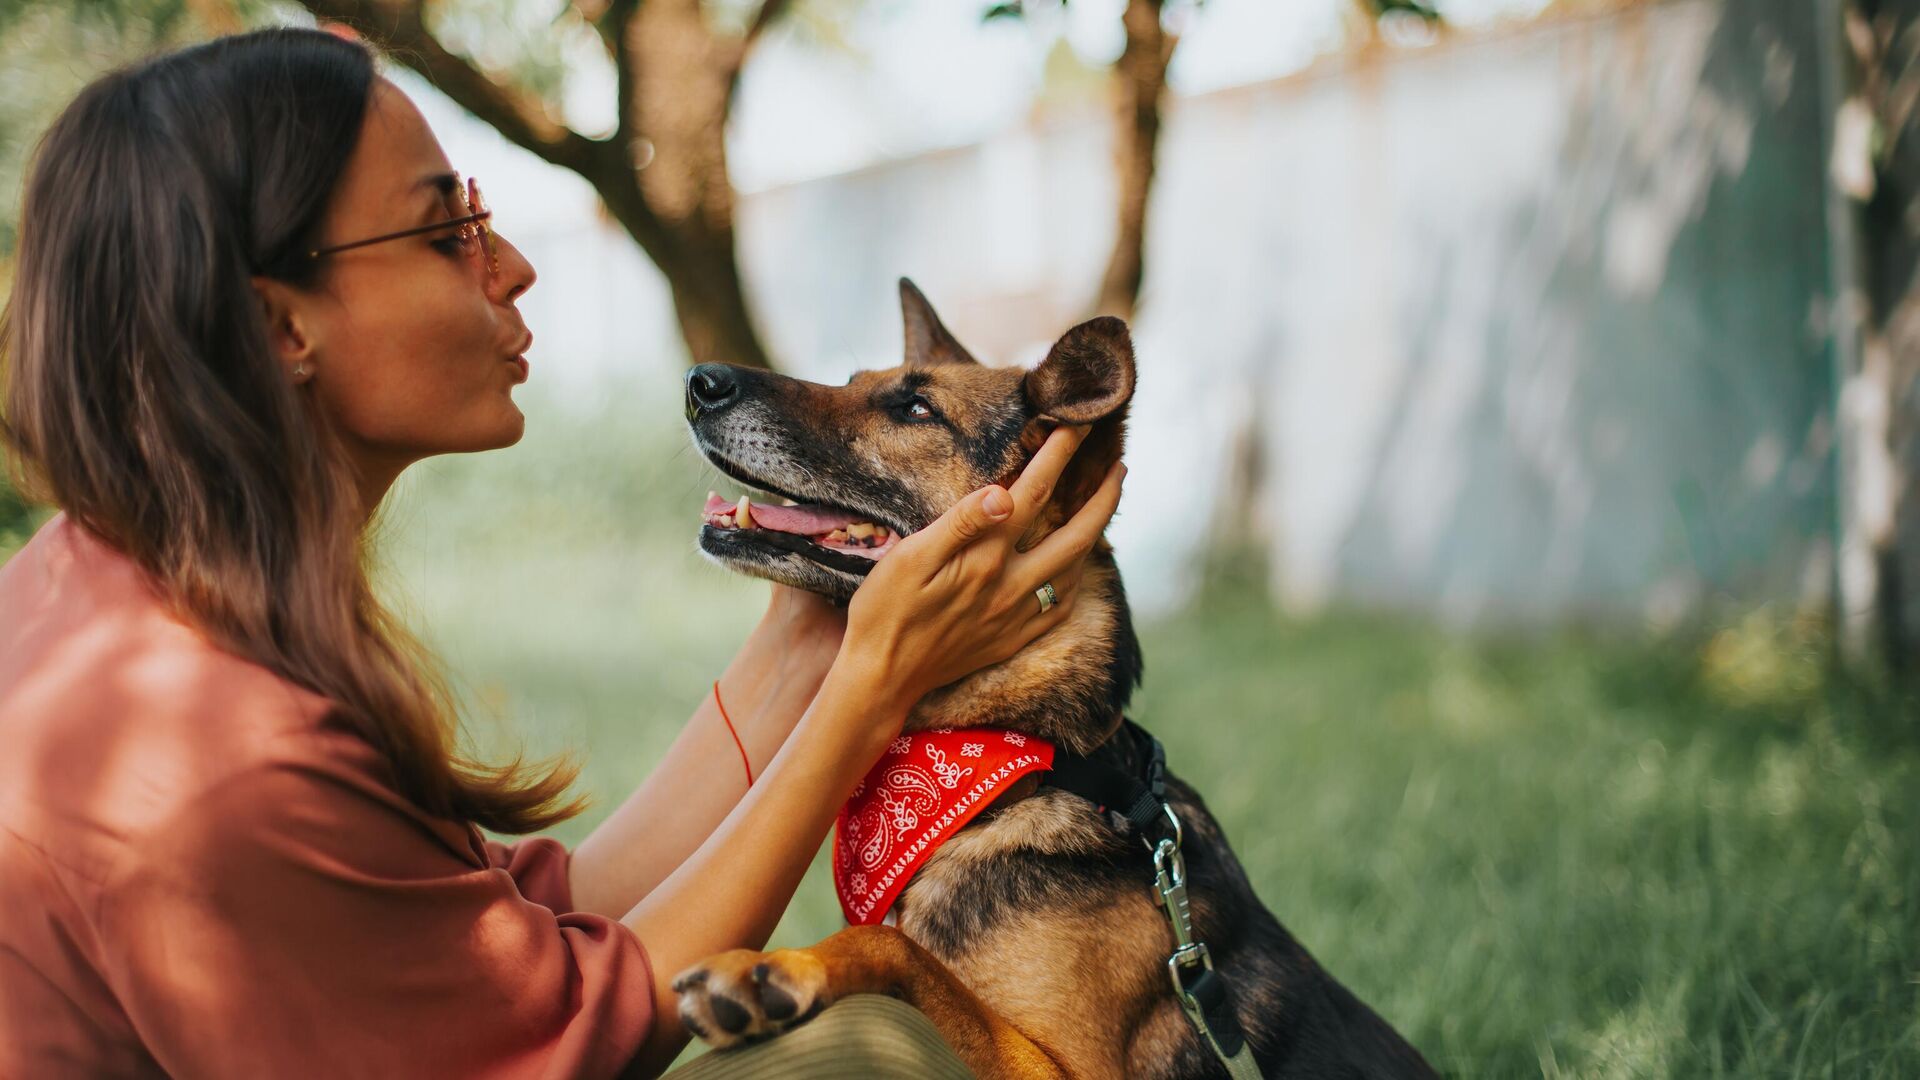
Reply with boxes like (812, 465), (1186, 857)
(1043, 721), (1265, 1080)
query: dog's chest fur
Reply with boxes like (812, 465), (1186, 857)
(890, 780), (1248, 1078)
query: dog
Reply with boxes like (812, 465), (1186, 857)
(673, 280), (1436, 1079)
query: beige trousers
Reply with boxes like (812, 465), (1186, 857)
(660, 994), (974, 1079)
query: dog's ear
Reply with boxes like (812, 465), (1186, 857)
(1024, 316), (1135, 425)
(900, 278), (980, 367)
(1019, 316), (1135, 527)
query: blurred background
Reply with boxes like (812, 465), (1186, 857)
(4, 0), (1919, 1073)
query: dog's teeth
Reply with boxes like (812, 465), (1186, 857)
(736, 495), (753, 530)
(848, 523), (874, 540)
(873, 525), (890, 541)
(825, 528), (848, 542)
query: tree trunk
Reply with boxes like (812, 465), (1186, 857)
(295, 0), (780, 370)
(1823, 0), (1920, 673)
(1858, 0), (1920, 674)
(620, 0), (773, 369)
(658, 230), (774, 370)
(1094, 0), (1175, 321)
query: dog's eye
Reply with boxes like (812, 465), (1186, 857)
(901, 396), (936, 422)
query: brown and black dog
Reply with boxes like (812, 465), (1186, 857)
(673, 280), (1436, 1079)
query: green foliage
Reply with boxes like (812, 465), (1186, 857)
(0, 0), (220, 260)
(1364, 0), (1441, 23)
(371, 392), (1920, 1079)
(0, 465), (37, 552)
(422, 0), (608, 134)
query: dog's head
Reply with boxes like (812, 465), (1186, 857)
(685, 280), (1141, 748)
(686, 278), (1135, 604)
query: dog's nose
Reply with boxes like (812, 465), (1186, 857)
(686, 364), (740, 419)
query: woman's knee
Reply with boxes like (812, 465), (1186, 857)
(661, 993), (972, 1078)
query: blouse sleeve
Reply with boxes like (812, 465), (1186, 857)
(94, 734), (655, 1080)
(483, 836), (578, 916)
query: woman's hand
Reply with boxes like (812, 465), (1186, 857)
(609, 427), (1119, 1069)
(836, 425), (1125, 721)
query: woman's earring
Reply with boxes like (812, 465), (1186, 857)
(292, 363), (308, 378)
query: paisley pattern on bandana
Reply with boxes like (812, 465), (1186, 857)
(833, 728), (1056, 925)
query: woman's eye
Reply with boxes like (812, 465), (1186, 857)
(429, 234), (466, 256)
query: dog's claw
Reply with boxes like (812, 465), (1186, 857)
(670, 969), (707, 994)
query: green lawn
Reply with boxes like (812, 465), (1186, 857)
(424, 575), (1919, 1075)
(7, 386), (1917, 1077)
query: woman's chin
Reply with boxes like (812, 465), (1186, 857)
(457, 408), (527, 453)
(487, 409), (527, 449)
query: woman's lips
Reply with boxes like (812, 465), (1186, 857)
(506, 330), (532, 383)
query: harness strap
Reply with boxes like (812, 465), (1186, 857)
(1037, 720), (1167, 836)
(1185, 968), (1252, 1059)
(1042, 721), (1265, 1080)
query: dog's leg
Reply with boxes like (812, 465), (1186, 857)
(674, 924), (1074, 1079)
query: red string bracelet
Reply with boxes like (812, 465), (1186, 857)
(713, 680), (753, 788)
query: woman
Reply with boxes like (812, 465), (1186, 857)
(0, 27), (1121, 1079)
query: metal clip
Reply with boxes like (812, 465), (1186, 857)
(1141, 801), (1183, 855)
(1167, 940), (1214, 996)
(1152, 835), (1195, 953)
(1140, 781), (1265, 1077)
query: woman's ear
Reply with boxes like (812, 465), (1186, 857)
(250, 276), (318, 383)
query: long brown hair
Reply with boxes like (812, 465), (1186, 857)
(0, 28), (584, 834)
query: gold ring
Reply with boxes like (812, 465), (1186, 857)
(1036, 581), (1058, 615)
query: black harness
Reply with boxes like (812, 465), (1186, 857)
(1041, 720), (1265, 1080)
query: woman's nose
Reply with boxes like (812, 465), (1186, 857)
(488, 233), (536, 304)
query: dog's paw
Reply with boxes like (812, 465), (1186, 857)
(672, 948), (830, 1049)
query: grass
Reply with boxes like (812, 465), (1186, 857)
(1132, 586), (1918, 1078)
(7, 385), (1917, 1077)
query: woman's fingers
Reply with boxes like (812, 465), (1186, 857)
(900, 482), (1017, 572)
(902, 425), (1090, 571)
(1021, 562), (1084, 619)
(846, 432), (1116, 706)
(1020, 460), (1125, 585)
(1011, 581), (1079, 650)
(1004, 425), (1090, 530)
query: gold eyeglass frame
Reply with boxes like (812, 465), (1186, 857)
(306, 176), (497, 279)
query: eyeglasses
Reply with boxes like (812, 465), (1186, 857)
(306, 176), (498, 280)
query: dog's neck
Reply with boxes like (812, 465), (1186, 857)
(964, 707), (1136, 824)
(902, 551), (1142, 755)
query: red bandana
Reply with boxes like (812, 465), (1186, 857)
(833, 728), (1056, 925)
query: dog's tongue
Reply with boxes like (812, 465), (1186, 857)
(702, 492), (863, 535)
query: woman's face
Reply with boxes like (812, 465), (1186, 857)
(287, 79), (537, 492)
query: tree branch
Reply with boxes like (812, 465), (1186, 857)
(569, 0), (633, 60)
(740, 0), (793, 54)
(297, 0), (607, 176)
(724, 0), (794, 107)
(603, 0), (642, 142)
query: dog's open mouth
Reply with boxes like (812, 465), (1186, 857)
(700, 491), (902, 564)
